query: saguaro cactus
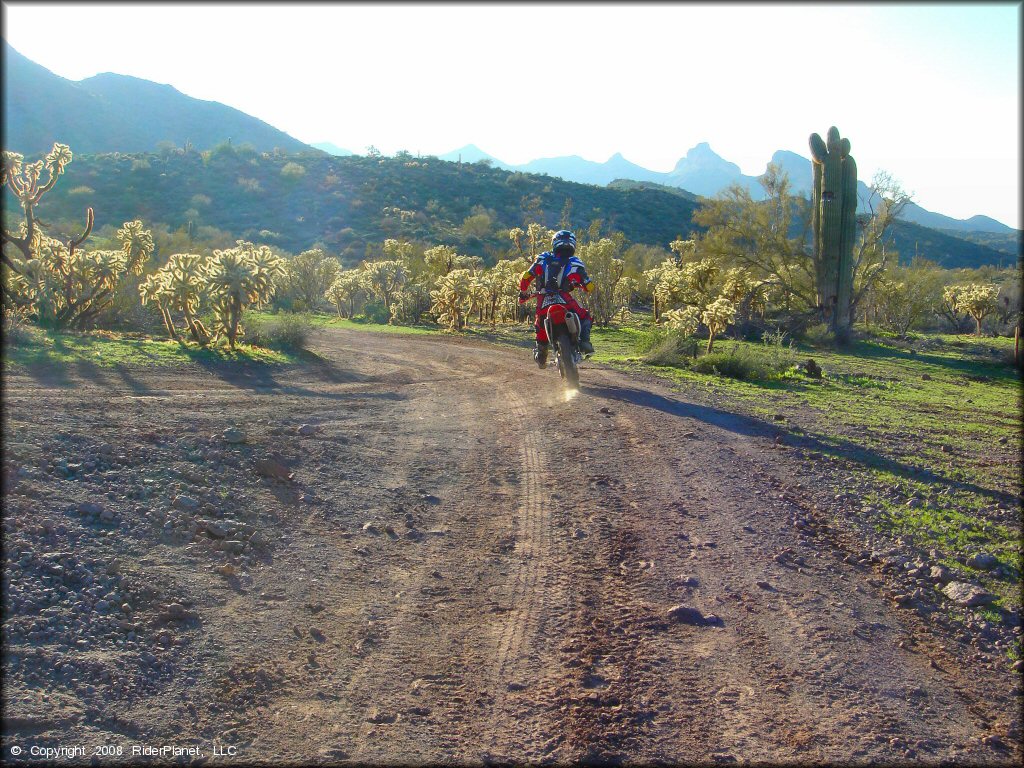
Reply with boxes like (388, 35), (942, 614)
(809, 126), (858, 341)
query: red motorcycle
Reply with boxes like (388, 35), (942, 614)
(520, 289), (583, 390)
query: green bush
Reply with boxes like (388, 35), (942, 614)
(2, 311), (45, 348)
(634, 326), (671, 354)
(642, 331), (698, 367)
(760, 327), (799, 370)
(353, 300), (390, 325)
(245, 312), (316, 350)
(800, 322), (836, 349)
(691, 341), (796, 382)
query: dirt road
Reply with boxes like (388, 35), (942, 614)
(2, 326), (1020, 765)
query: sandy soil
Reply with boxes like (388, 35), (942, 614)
(2, 326), (1020, 766)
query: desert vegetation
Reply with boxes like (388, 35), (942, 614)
(4, 139), (1021, 370)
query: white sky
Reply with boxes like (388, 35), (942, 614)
(2, 2), (1020, 228)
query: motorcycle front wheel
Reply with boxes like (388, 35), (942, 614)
(555, 328), (580, 390)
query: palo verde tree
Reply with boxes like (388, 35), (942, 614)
(694, 149), (909, 339)
(2, 143), (154, 329)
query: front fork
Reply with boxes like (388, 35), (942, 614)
(545, 313), (582, 365)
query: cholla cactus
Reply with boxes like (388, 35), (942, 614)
(140, 253), (211, 343)
(139, 271), (177, 339)
(325, 269), (365, 318)
(283, 248), (340, 311)
(662, 305), (701, 337)
(388, 288), (426, 325)
(508, 228), (526, 259)
(653, 265), (688, 318)
(679, 258), (720, 308)
(430, 268), (473, 331)
(2, 143), (156, 329)
(613, 276), (639, 314)
(361, 259), (406, 313)
(526, 222), (554, 257)
(575, 237), (624, 326)
(205, 241), (285, 348)
(643, 259), (679, 323)
(952, 283), (1000, 336)
(701, 297), (737, 353)
(720, 268), (755, 304)
(423, 244), (478, 279)
(669, 238), (697, 264)
(492, 257), (529, 323)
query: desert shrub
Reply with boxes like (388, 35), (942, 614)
(634, 326), (671, 355)
(691, 342), (796, 382)
(244, 312), (315, 350)
(760, 328), (799, 370)
(642, 331), (698, 367)
(800, 322), (835, 349)
(1, 308), (44, 347)
(353, 299), (390, 324)
(692, 345), (768, 380)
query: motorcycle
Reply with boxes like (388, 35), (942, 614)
(520, 289), (584, 390)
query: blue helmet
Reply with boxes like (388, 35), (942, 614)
(551, 230), (576, 256)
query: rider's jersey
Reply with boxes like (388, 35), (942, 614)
(518, 251), (592, 295)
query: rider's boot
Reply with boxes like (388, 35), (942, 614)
(579, 318), (595, 356)
(533, 341), (549, 369)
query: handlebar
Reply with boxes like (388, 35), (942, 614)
(518, 287), (580, 305)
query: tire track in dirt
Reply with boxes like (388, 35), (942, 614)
(538, 397), (727, 765)
(479, 386), (573, 762)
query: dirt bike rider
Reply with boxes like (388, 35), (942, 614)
(518, 229), (595, 368)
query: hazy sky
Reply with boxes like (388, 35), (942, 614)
(2, 2), (1020, 227)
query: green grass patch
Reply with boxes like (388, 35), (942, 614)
(3, 327), (295, 370)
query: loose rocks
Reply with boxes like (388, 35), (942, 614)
(254, 458), (294, 482)
(172, 495), (200, 512)
(667, 604), (708, 626)
(967, 553), (998, 571)
(943, 582), (997, 608)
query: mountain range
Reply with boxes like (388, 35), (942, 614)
(3, 38), (1018, 250)
(435, 144), (1015, 235)
(1, 39), (309, 155)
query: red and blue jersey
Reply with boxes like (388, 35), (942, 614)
(519, 252), (593, 295)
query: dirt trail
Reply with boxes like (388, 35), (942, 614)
(2, 326), (1020, 766)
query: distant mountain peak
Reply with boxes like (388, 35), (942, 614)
(686, 142), (723, 160)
